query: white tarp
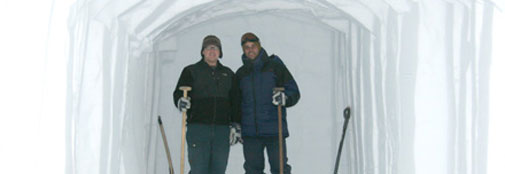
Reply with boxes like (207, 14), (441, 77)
(65, 0), (503, 173)
(1, 0), (504, 174)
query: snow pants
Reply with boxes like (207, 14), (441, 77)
(186, 123), (230, 174)
(243, 136), (292, 174)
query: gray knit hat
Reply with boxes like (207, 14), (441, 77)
(201, 35), (222, 58)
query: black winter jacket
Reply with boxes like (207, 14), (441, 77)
(173, 59), (239, 125)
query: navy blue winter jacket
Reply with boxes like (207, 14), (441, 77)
(234, 48), (300, 137)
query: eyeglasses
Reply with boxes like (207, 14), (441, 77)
(204, 45), (219, 50)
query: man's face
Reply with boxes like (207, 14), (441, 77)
(202, 45), (220, 64)
(243, 41), (259, 60)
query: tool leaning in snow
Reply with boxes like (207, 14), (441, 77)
(334, 107), (351, 174)
(158, 116), (175, 174)
(178, 86), (191, 174)
(274, 87), (286, 174)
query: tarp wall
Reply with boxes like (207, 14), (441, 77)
(2, 0), (503, 174)
(65, 0), (502, 174)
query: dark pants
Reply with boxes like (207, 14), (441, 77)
(186, 123), (230, 174)
(243, 136), (292, 174)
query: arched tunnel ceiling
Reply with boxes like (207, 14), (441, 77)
(88, 0), (505, 41)
(148, 1), (351, 42)
(91, 0), (412, 41)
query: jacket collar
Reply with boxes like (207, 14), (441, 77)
(241, 48), (269, 70)
(197, 58), (223, 70)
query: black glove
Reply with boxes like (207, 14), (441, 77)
(229, 122), (243, 145)
(272, 91), (286, 106)
(177, 97), (191, 112)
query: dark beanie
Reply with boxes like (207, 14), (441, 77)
(240, 32), (261, 49)
(201, 35), (222, 58)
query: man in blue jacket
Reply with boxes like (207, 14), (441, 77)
(234, 32), (301, 174)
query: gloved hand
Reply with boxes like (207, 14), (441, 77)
(272, 91), (287, 106)
(177, 97), (191, 112)
(229, 122), (243, 146)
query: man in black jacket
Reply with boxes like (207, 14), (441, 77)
(173, 35), (240, 174)
(235, 32), (301, 174)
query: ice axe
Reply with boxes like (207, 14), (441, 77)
(334, 107), (351, 174)
(179, 86), (191, 174)
(158, 116), (175, 174)
(274, 87), (285, 174)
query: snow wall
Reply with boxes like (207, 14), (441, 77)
(64, 0), (502, 173)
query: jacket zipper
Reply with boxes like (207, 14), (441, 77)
(213, 69), (218, 137)
(212, 70), (217, 125)
(251, 66), (258, 136)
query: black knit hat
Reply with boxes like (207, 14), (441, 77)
(201, 35), (222, 58)
(241, 32), (261, 49)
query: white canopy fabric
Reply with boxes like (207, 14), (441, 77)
(65, 0), (501, 173)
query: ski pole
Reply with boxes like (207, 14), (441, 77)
(274, 87), (285, 174)
(158, 116), (175, 174)
(334, 107), (351, 174)
(179, 86), (191, 174)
